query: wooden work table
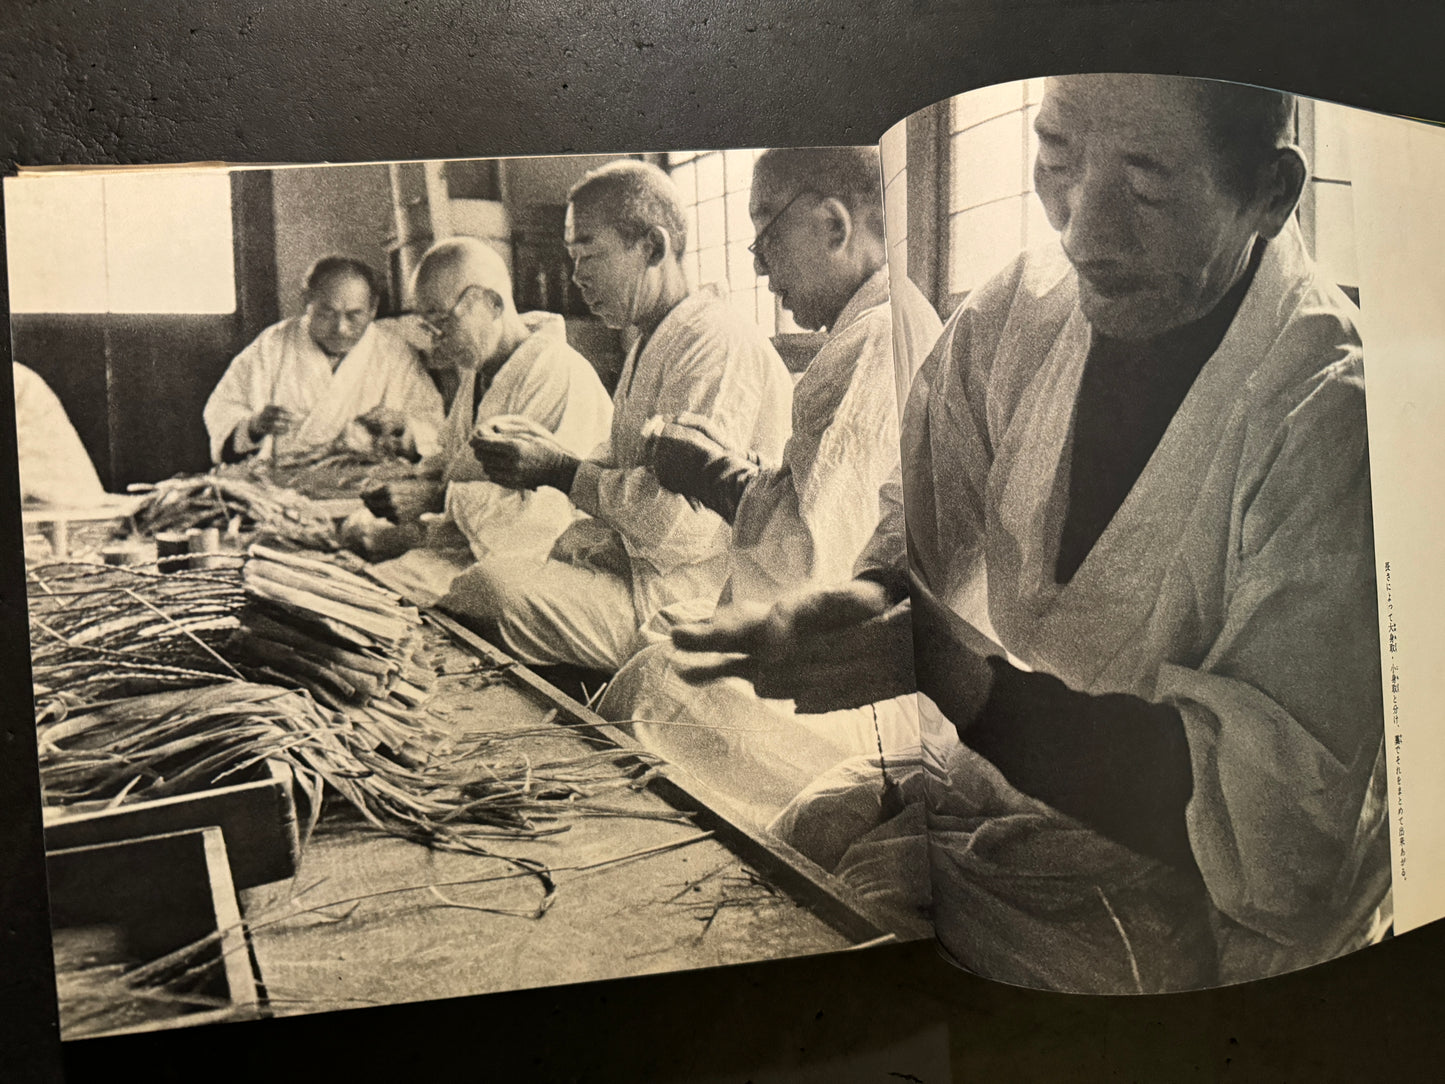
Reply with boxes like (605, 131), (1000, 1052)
(237, 610), (926, 1020)
(28, 469), (927, 1025)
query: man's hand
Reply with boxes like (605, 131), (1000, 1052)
(360, 478), (444, 524)
(641, 413), (757, 524)
(670, 580), (918, 714)
(247, 405), (295, 442)
(340, 510), (423, 562)
(390, 313), (441, 354)
(356, 406), (411, 458)
(470, 414), (580, 493)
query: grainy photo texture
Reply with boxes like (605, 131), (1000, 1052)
(884, 73), (1389, 993)
(8, 147), (935, 1039)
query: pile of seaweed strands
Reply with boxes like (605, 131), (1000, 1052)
(248, 444), (417, 500)
(127, 471), (339, 551)
(28, 556), (667, 886)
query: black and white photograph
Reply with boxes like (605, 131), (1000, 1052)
(623, 74), (1393, 997)
(8, 146), (937, 1040)
(9, 65), (1440, 1057)
(881, 74), (1389, 993)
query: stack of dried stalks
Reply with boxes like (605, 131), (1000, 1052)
(28, 554), (665, 849)
(129, 473), (338, 551)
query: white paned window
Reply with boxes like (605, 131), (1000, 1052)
(1299, 98), (1359, 292)
(666, 149), (780, 335)
(946, 78), (1051, 297)
(5, 172), (236, 314)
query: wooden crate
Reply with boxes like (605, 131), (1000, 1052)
(48, 826), (262, 1040)
(44, 760), (301, 890)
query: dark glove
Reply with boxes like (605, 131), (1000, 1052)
(650, 422), (759, 524)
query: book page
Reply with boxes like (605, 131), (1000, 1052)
(1345, 111), (1445, 936)
(878, 75), (1399, 993)
(5, 145), (932, 1042)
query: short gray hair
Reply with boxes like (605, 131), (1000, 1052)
(567, 159), (688, 259)
(754, 146), (884, 235)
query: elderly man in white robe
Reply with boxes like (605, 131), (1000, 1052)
(204, 256), (444, 463)
(673, 75), (1388, 993)
(345, 237), (613, 606)
(594, 147), (943, 829)
(441, 160), (793, 673)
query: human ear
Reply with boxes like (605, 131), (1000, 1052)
(1255, 146), (1308, 240)
(643, 226), (672, 267)
(818, 197), (853, 251)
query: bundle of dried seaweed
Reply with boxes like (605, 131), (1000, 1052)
(28, 562), (247, 715)
(228, 544), (437, 761)
(37, 679), (659, 843)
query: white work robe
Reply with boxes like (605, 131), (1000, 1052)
(442, 289), (793, 671)
(203, 316), (444, 463)
(800, 223), (1388, 991)
(598, 270), (943, 832)
(438, 314), (613, 560)
(727, 268), (942, 602)
(569, 289), (794, 621)
(370, 315), (614, 605)
(13, 363), (106, 505)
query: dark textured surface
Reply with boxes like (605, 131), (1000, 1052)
(5, 2), (1445, 1080)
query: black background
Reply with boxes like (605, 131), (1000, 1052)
(5, 2), (1445, 1080)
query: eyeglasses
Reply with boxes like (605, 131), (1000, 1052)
(747, 190), (816, 257)
(418, 284), (480, 340)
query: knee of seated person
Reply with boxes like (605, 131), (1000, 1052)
(595, 642), (675, 722)
(438, 560), (520, 629)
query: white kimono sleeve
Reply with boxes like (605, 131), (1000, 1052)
(570, 325), (782, 575)
(14, 365), (106, 504)
(733, 314), (902, 594)
(203, 331), (276, 462)
(1156, 364), (1387, 979)
(446, 350), (597, 563)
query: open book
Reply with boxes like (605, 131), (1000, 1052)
(8, 72), (1445, 1041)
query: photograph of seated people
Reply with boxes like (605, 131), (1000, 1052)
(670, 74), (1389, 993)
(204, 254), (444, 464)
(344, 236), (613, 606)
(439, 159), (795, 675)
(594, 146), (944, 838)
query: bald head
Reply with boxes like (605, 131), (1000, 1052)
(567, 160), (688, 259)
(413, 236), (517, 318)
(747, 146), (888, 331)
(413, 237), (522, 370)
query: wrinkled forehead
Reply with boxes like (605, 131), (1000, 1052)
(1037, 74), (1219, 166)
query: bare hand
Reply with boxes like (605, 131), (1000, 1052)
(390, 313), (441, 354)
(360, 478), (444, 524)
(356, 406), (411, 458)
(470, 415), (579, 492)
(671, 580), (918, 714)
(248, 405), (295, 441)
